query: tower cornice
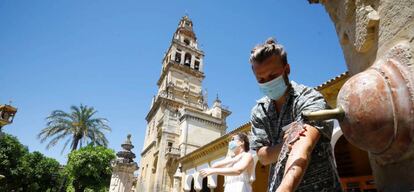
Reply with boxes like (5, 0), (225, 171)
(171, 39), (204, 55)
(157, 60), (205, 87)
(145, 95), (204, 122)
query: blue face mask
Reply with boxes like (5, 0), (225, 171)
(228, 140), (238, 151)
(258, 75), (287, 100)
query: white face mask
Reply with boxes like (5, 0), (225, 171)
(258, 75), (287, 100)
(228, 140), (238, 152)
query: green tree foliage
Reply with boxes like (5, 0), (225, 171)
(19, 151), (62, 191)
(65, 145), (115, 192)
(38, 104), (111, 153)
(0, 134), (28, 191)
(0, 134), (62, 192)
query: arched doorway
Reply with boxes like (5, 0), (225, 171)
(201, 177), (210, 192)
(334, 135), (376, 191)
(190, 178), (195, 192)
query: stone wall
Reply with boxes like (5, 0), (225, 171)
(312, 0), (414, 190)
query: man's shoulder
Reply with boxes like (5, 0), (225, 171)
(291, 81), (324, 100)
(250, 96), (269, 118)
(256, 95), (270, 104)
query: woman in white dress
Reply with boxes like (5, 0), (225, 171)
(199, 133), (254, 192)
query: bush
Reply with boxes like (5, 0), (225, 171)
(0, 134), (62, 192)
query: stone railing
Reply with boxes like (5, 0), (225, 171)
(165, 146), (180, 157)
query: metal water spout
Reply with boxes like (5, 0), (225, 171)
(303, 59), (414, 165)
(302, 107), (344, 122)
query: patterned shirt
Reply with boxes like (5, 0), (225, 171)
(250, 81), (342, 192)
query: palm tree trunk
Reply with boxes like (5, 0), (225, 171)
(71, 136), (80, 151)
(59, 136), (81, 192)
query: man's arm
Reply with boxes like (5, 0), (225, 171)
(250, 106), (274, 165)
(257, 126), (306, 165)
(276, 124), (320, 192)
(256, 144), (282, 165)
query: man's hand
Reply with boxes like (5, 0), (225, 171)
(284, 125), (307, 151)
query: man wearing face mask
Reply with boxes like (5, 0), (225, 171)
(249, 38), (342, 192)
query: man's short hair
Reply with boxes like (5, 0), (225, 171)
(249, 38), (288, 65)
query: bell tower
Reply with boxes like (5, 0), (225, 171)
(157, 15), (206, 108)
(137, 16), (231, 192)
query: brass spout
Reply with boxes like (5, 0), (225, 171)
(302, 106), (345, 121)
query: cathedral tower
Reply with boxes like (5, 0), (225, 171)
(137, 16), (231, 192)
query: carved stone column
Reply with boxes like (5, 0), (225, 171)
(110, 134), (139, 192)
(172, 167), (182, 192)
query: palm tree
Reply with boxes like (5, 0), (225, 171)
(38, 104), (111, 152)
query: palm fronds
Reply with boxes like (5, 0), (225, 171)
(38, 104), (111, 153)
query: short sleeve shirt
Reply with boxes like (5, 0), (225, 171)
(250, 81), (342, 192)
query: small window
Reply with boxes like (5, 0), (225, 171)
(184, 39), (190, 46)
(194, 61), (200, 71)
(167, 142), (173, 152)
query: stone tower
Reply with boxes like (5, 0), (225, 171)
(137, 16), (231, 192)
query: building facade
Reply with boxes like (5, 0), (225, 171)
(137, 16), (231, 192)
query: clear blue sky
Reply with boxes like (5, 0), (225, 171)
(0, 0), (346, 164)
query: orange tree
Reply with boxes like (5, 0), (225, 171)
(65, 145), (115, 192)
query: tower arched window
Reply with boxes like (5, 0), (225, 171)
(184, 53), (191, 67)
(175, 52), (181, 63)
(194, 60), (200, 71)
